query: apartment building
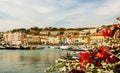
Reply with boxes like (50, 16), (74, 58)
(3, 32), (26, 45)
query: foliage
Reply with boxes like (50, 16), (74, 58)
(45, 39), (120, 73)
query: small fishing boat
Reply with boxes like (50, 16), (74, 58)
(36, 46), (45, 50)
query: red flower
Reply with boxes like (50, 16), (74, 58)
(104, 28), (108, 36)
(96, 47), (109, 59)
(88, 59), (93, 64)
(97, 61), (102, 67)
(101, 29), (105, 36)
(99, 47), (105, 52)
(107, 47), (111, 51)
(101, 28), (112, 37)
(95, 53), (103, 58)
(110, 56), (117, 63)
(79, 52), (91, 64)
(102, 51), (109, 59)
(95, 47), (105, 58)
(108, 30), (113, 37)
(80, 65), (86, 70)
(101, 29), (109, 37)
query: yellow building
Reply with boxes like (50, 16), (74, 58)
(26, 35), (41, 45)
(90, 33), (104, 45)
(79, 31), (90, 44)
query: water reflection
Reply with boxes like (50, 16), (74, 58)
(0, 49), (63, 73)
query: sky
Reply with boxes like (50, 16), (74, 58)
(0, 0), (120, 31)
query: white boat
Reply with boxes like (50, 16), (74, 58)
(60, 45), (70, 50)
(36, 46), (45, 50)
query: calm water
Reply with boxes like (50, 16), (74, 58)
(0, 48), (64, 73)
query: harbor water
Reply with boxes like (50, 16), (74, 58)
(0, 48), (64, 73)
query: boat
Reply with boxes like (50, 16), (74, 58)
(55, 53), (80, 63)
(73, 42), (84, 45)
(59, 45), (71, 50)
(0, 44), (36, 50)
(55, 46), (93, 63)
(36, 46), (45, 50)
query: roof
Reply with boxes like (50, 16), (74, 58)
(90, 33), (103, 36)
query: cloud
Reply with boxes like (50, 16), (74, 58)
(0, 0), (120, 31)
(93, 0), (120, 16)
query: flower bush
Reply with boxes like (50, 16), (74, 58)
(45, 39), (120, 73)
(101, 27), (113, 39)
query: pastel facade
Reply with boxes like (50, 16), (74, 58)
(3, 32), (26, 45)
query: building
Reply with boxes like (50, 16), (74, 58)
(64, 30), (80, 37)
(39, 31), (50, 36)
(79, 31), (90, 44)
(90, 33), (104, 45)
(25, 35), (41, 45)
(47, 36), (60, 45)
(3, 32), (26, 45)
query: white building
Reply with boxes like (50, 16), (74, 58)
(3, 32), (26, 45)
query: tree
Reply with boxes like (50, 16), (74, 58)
(11, 29), (20, 33)
(51, 27), (58, 31)
(19, 28), (26, 33)
(59, 31), (64, 35)
(44, 27), (49, 30)
(39, 28), (43, 31)
(30, 26), (39, 31)
(25, 29), (30, 34)
(59, 28), (66, 31)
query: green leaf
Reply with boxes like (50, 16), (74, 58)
(45, 66), (55, 72)
(55, 62), (65, 68)
(89, 64), (95, 69)
(101, 61), (107, 68)
(93, 69), (98, 73)
(86, 63), (90, 68)
(59, 66), (67, 72)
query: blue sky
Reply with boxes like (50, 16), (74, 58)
(0, 0), (120, 31)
